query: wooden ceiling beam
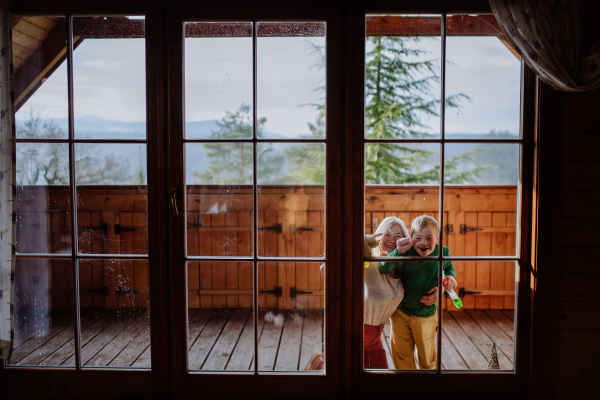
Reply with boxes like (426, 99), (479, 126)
(14, 21), (83, 112)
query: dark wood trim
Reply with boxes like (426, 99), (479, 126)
(516, 64), (537, 395)
(529, 81), (564, 399)
(2, 4), (170, 400)
(165, 3), (343, 397)
(145, 7), (170, 398)
(348, 1), (535, 398)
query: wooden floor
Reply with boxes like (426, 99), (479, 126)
(382, 309), (515, 371)
(10, 307), (514, 371)
(9, 308), (152, 368)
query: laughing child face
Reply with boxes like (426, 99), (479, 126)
(412, 226), (438, 257)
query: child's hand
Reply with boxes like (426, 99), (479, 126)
(420, 287), (439, 305)
(444, 275), (457, 291)
(364, 233), (382, 247)
(396, 236), (417, 254)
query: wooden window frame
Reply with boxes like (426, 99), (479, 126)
(345, 2), (537, 397)
(164, 3), (343, 398)
(1, 1), (540, 399)
(1, 4), (170, 398)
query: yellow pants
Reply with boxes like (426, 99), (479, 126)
(389, 308), (437, 370)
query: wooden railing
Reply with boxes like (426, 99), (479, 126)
(15, 185), (517, 311)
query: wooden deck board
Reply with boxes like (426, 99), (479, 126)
(275, 312), (304, 370)
(84, 310), (149, 367)
(442, 313), (489, 369)
(203, 309), (250, 371)
(451, 311), (512, 370)
(257, 311), (285, 371)
(131, 345), (151, 368)
(11, 312), (77, 364)
(188, 309), (233, 370)
(187, 308), (213, 349)
(441, 329), (468, 370)
(298, 312), (323, 370)
(19, 310), (113, 366)
(65, 309), (146, 366)
(502, 310), (514, 322)
(466, 310), (514, 364)
(485, 310), (515, 340)
(226, 309), (264, 371)
(13, 308), (71, 348)
(109, 326), (151, 367)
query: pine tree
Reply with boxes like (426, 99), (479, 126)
(282, 41), (326, 185)
(193, 104), (284, 184)
(365, 36), (471, 184)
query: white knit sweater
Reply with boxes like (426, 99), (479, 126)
(363, 257), (404, 326)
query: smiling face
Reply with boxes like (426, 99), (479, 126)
(412, 226), (438, 257)
(378, 224), (405, 255)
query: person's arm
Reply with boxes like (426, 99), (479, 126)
(379, 236), (416, 274)
(364, 233), (382, 248)
(378, 248), (399, 274)
(442, 246), (457, 290)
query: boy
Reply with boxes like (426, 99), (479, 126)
(378, 215), (457, 370)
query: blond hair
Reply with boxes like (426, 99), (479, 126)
(410, 215), (439, 237)
(372, 217), (410, 256)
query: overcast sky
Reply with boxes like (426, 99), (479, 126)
(16, 27), (521, 137)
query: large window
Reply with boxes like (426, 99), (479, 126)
(9, 15), (151, 369)
(3, 3), (535, 398)
(362, 13), (522, 372)
(182, 21), (327, 373)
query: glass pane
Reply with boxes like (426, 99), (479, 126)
(257, 261), (324, 372)
(445, 14), (521, 140)
(365, 15), (442, 139)
(186, 143), (253, 257)
(78, 259), (150, 369)
(257, 143), (325, 257)
(75, 143), (147, 255)
(184, 22), (253, 139)
(13, 16), (69, 139)
(364, 139), (442, 370)
(257, 22), (326, 139)
(73, 16), (146, 140)
(442, 261), (516, 371)
(16, 142), (71, 254)
(443, 143), (519, 256)
(9, 259), (74, 367)
(187, 261), (254, 372)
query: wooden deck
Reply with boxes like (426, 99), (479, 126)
(9, 308), (152, 368)
(9, 308), (514, 371)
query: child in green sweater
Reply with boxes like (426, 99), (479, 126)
(378, 215), (457, 369)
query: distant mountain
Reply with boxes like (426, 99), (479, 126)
(17, 116), (520, 185)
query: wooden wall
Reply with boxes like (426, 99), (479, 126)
(553, 87), (600, 398)
(16, 185), (517, 312)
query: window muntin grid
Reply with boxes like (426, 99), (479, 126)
(183, 20), (327, 375)
(362, 13), (522, 373)
(10, 14), (151, 370)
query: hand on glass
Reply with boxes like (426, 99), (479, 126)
(364, 233), (382, 247)
(396, 236), (417, 254)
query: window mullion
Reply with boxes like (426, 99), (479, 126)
(66, 13), (82, 371)
(435, 12), (448, 376)
(252, 19), (259, 377)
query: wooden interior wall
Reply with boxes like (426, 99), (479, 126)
(16, 185), (517, 312)
(554, 87), (600, 398)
